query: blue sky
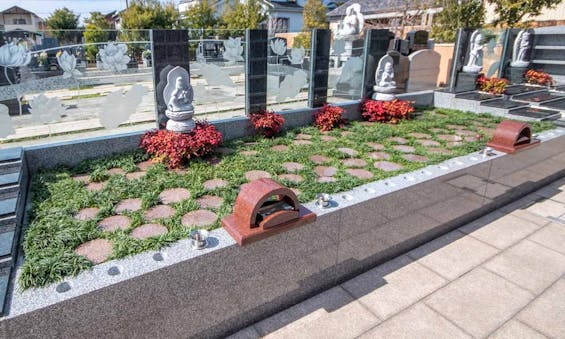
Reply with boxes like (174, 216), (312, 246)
(2, 0), (135, 21)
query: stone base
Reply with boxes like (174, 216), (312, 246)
(372, 92), (396, 101)
(462, 65), (482, 73)
(452, 72), (479, 93)
(507, 66), (528, 85)
(166, 119), (195, 133)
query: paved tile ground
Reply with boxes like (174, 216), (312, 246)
(230, 178), (565, 339)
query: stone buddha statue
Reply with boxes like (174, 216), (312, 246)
(372, 55), (396, 101)
(337, 4), (364, 38)
(511, 30), (532, 67)
(168, 76), (194, 112)
(163, 66), (195, 133)
(463, 30), (484, 73)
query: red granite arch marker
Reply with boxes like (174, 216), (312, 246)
(98, 215), (132, 232)
(75, 207), (100, 221)
(159, 188), (191, 205)
(114, 198), (142, 214)
(144, 205), (176, 221)
(182, 210), (218, 228)
(130, 224), (168, 240)
(75, 239), (113, 264)
(203, 179), (228, 190)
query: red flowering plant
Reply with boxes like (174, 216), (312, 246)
(476, 74), (509, 95)
(360, 99), (414, 124)
(249, 109), (285, 138)
(525, 69), (554, 86)
(140, 121), (223, 169)
(313, 104), (346, 131)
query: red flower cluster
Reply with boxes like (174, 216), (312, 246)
(360, 99), (414, 124)
(525, 69), (554, 86)
(249, 109), (285, 138)
(313, 104), (346, 131)
(476, 74), (509, 95)
(140, 121), (223, 168)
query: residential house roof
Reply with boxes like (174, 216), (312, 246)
(327, 0), (434, 18)
(0, 5), (43, 19)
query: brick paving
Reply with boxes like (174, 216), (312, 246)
(231, 177), (565, 339)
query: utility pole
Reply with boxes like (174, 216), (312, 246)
(126, 0), (129, 8)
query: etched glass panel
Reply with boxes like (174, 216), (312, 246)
(327, 34), (366, 103)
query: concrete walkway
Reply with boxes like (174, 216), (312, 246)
(231, 177), (565, 339)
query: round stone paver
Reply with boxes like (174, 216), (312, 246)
(419, 140), (441, 147)
(389, 137), (408, 144)
(427, 147), (451, 155)
(447, 124), (466, 130)
(181, 210), (218, 228)
(310, 155), (330, 164)
(464, 135), (480, 142)
(73, 175), (90, 184)
(131, 224), (168, 240)
(409, 132), (432, 139)
(317, 176), (337, 183)
(314, 166), (337, 177)
(366, 142), (385, 151)
(144, 205), (176, 221)
(279, 174), (304, 183)
(98, 215), (131, 232)
(447, 141), (464, 147)
(346, 169), (374, 179)
(75, 207), (100, 221)
(341, 131), (354, 137)
(159, 188), (191, 204)
(114, 198), (142, 214)
(296, 133), (312, 140)
(272, 145), (289, 152)
(203, 179), (228, 190)
(245, 170), (272, 181)
(137, 160), (155, 171)
(368, 152), (391, 160)
(75, 239), (113, 264)
(107, 168), (125, 175)
(430, 128), (445, 133)
(374, 161), (404, 172)
(342, 158), (368, 167)
(393, 145), (416, 153)
(126, 171), (146, 180)
(196, 195), (224, 209)
(455, 129), (477, 137)
(402, 154), (429, 163)
(241, 150), (259, 156)
(338, 147), (358, 157)
(86, 182), (106, 192)
(282, 162), (305, 172)
(437, 134), (463, 142)
(293, 140), (313, 146)
(320, 135), (337, 142)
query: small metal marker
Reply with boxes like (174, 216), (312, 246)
(315, 193), (332, 208)
(190, 229), (209, 250)
(482, 147), (495, 157)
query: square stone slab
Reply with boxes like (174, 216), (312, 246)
(425, 268), (533, 338)
(489, 320), (546, 339)
(526, 198), (565, 219)
(0, 172), (19, 187)
(0, 230), (14, 257)
(0, 198), (17, 217)
(517, 278), (565, 338)
(528, 223), (565, 255)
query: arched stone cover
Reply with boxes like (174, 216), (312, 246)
(486, 120), (540, 154)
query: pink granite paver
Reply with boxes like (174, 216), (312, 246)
(402, 154), (429, 163)
(393, 145), (416, 153)
(126, 171), (146, 180)
(282, 162), (305, 172)
(107, 168), (125, 175)
(181, 210), (218, 227)
(310, 155), (330, 164)
(296, 133), (312, 140)
(338, 147), (359, 157)
(389, 137), (408, 144)
(114, 198), (142, 214)
(241, 150), (259, 156)
(317, 176), (337, 183)
(75, 239), (113, 264)
(245, 170), (272, 181)
(374, 161), (404, 172)
(321, 135), (337, 142)
(137, 160), (155, 171)
(279, 174), (304, 183)
(315, 166), (337, 177)
(98, 215), (131, 232)
(73, 175), (90, 184)
(196, 195), (224, 209)
(366, 142), (385, 151)
(341, 131), (354, 137)
(272, 145), (290, 152)
(447, 141), (464, 147)
(437, 134), (463, 142)
(130, 224), (168, 240)
(144, 205), (176, 221)
(75, 207), (100, 221)
(203, 179), (228, 190)
(86, 182), (106, 192)
(293, 140), (313, 146)
(419, 140), (441, 147)
(368, 152), (391, 160)
(159, 188), (191, 204)
(342, 159), (368, 167)
(427, 148), (451, 155)
(409, 132), (432, 139)
(346, 169), (374, 179)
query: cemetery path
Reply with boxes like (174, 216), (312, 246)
(230, 177), (565, 339)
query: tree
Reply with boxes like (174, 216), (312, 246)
(183, 0), (218, 30)
(220, 0), (267, 35)
(46, 7), (80, 43)
(486, 0), (563, 27)
(84, 12), (111, 61)
(293, 0), (328, 48)
(430, 0), (484, 43)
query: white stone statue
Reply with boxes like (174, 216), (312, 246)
(372, 55), (396, 101)
(163, 66), (195, 133)
(462, 30), (484, 73)
(511, 30), (532, 67)
(337, 4), (364, 38)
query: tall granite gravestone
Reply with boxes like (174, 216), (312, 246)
(308, 29), (331, 108)
(447, 28), (479, 93)
(245, 29), (268, 115)
(500, 28), (534, 84)
(361, 29), (395, 98)
(407, 49), (441, 92)
(151, 30), (190, 129)
(406, 30), (429, 54)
